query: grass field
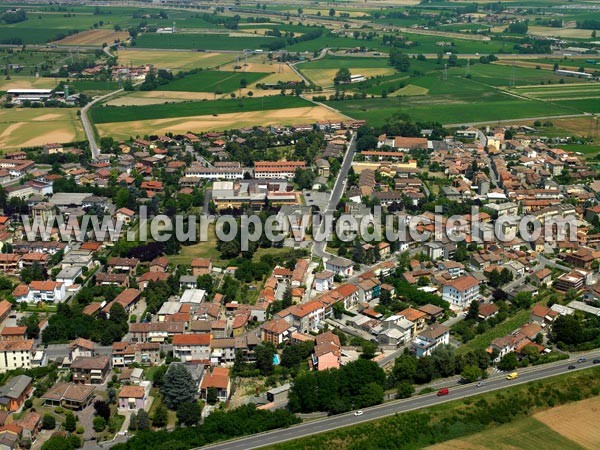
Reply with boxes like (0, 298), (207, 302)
(0, 108), (84, 150)
(452, 63), (580, 87)
(134, 33), (277, 51)
(156, 71), (268, 93)
(301, 67), (396, 88)
(95, 105), (346, 139)
(456, 309), (530, 354)
(91, 95), (313, 123)
(534, 396), (600, 449)
(426, 416), (586, 450)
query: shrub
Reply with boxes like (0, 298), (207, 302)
(42, 414), (56, 430)
(93, 416), (106, 432)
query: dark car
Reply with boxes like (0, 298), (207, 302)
(593, 359), (600, 364)
(568, 365), (576, 370)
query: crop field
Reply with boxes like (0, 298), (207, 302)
(0, 76), (63, 91)
(511, 83), (600, 101)
(91, 95), (313, 123)
(95, 106), (346, 140)
(53, 29), (129, 45)
(528, 26), (597, 39)
(298, 56), (392, 70)
(0, 108), (84, 150)
(134, 33), (278, 51)
(114, 49), (239, 71)
(155, 71), (268, 93)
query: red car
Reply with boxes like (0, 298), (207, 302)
(437, 388), (449, 396)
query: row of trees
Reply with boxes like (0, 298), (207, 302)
(289, 359), (386, 414)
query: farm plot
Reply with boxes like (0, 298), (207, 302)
(449, 63), (578, 87)
(95, 106), (346, 140)
(53, 29), (129, 45)
(155, 71), (268, 93)
(426, 416), (585, 450)
(0, 108), (84, 150)
(134, 33), (278, 51)
(301, 67), (396, 88)
(91, 95), (313, 123)
(114, 49), (238, 71)
(511, 83), (600, 101)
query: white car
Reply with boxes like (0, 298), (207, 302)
(354, 410), (363, 416)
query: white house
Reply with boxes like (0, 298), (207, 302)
(25, 281), (66, 303)
(314, 271), (335, 292)
(325, 256), (354, 278)
(442, 275), (479, 309)
(412, 324), (450, 357)
(56, 266), (83, 288)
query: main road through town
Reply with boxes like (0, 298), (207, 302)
(199, 352), (600, 450)
(312, 133), (357, 260)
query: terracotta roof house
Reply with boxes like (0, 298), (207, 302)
(199, 367), (231, 403)
(118, 385), (146, 411)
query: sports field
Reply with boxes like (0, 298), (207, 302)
(0, 109), (84, 150)
(95, 105), (346, 140)
(155, 71), (268, 93)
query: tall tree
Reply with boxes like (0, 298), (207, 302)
(161, 364), (196, 409)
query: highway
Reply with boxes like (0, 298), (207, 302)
(200, 352), (600, 450)
(312, 133), (357, 259)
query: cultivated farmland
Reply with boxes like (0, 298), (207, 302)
(0, 109), (84, 150)
(156, 71), (268, 93)
(95, 106), (346, 140)
(90, 95), (313, 123)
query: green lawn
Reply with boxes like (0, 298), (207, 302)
(456, 309), (530, 355)
(156, 71), (268, 93)
(91, 95), (313, 123)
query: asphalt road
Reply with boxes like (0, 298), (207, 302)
(312, 133), (357, 259)
(200, 352), (600, 450)
(81, 88), (124, 160)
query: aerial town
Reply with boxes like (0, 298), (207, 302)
(0, 1), (600, 450)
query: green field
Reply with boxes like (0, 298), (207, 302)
(456, 309), (530, 355)
(268, 367), (600, 450)
(91, 95), (313, 123)
(513, 83), (600, 100)
(428, 416), (586, 450)
(452, 63), (581, 87)
(156, 71), (268, 93)
(135, 33), (278, 51)
(72, 80), (121, 92)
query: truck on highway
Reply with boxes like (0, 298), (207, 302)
(506, 372), (518, 380)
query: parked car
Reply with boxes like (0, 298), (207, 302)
(437, 388), (449, 396)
